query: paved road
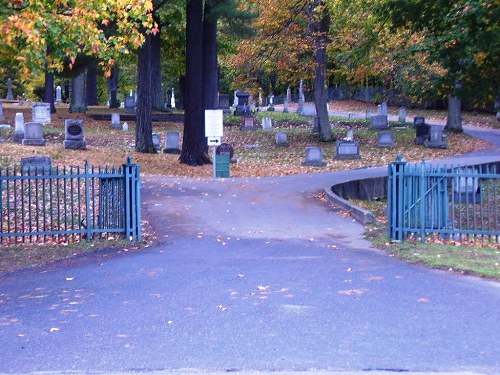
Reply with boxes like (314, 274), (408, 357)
(0, 125), (499, 374)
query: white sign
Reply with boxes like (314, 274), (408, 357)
(205, 110), (223, 137)
(207, 136), (221, 146)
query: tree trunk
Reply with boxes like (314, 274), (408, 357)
(70, 70), (87, 113)
(107, 66), (120, 108)
(86, 59), (99, 105)
(311, 0), (331, 141)
(180, 0), (211, 166)
(203, 4), (219, 110)
(445, 95), (463, 133)
(43, 71), (56, 113)
(151, 30), (165, 111)
(135, 33), (156, 153)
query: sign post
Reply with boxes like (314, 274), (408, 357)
(205, 110), (224, 177)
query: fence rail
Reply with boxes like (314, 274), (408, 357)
(388, 156), (499, 243)
(0, 157), (141, 245)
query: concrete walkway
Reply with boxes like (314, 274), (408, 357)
(0, 123), (499, 374)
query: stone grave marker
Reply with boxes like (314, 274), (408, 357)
(414, 122), (431, 145)
(370, 115), (389, 130)
(171, 88), (176, 108)
(166, 89), (172, 110)
(7, 78), (14, 100)
(453, 167), (481, 203)
(218, 94), (230, 110)
(0, 101), (4, 121)
(297, 80), (305, 114)
(302, 146), (327, 167)
(234, 90), (251, 116)
(122, 122), (129, 131)
(398, 107), (407, 123)
(424, 126), (448, 149)
(301, 104), (317, 117)
(346, 129), (354, 141)
(111, 113), (121, 129)
(55, 85), (63, 103)
(335, 140), (360, 159)
(62, 119), (86, 150)
(164, 131), (180, 154)
(13, 112), (25, 143)
(275, 132), (289, 147)
(240, 115), (257, 131)
(124, 95), (135, 113)
(413, 116), (425, 128)
(378, 102), (388, 116)
(22, 122), (46, 146)
(283, 100), (289, 113)
(21, 156), (52, 175)
(32, 102), (51, 124)
(152, 133), (161, 152)
(286, 87), (292, 104)
(262, 117), (272, 131)
(312, 117), (319, 133)
(377, 132), (395, 148)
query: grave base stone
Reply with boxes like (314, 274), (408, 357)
(302, 147), (327, 167)
(22, 122), (45, 146)
(335, 141), (360, 159)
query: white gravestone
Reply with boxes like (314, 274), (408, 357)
(14, 112), (25, 143)
(262, 117), (272, 131)
(32, 102), (51, 125)
(55, 85), (62, 103)
(111, 113), (121, 129)
(22, 122), (46, 146)
(398, 107), (407, 123)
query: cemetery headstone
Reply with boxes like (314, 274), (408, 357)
(302, 146), (327, 167)
(262, 117), (272, 131)
(267, 95), (275, 111)
(377, 132), (395, 148)
(413, 116), (425, 128)
(111, 113), (121, 129)
(55, 85), (63, 103)
(335, 140), (360, 159)
(13, 112), (25, 143)
(122, 122), (129, 131)
(346, 129), (354, 141)
(166, 89), (172, 109)
(286, 86), (292, 104)
(233, 91), (238, 107)
(302, 104), (317, 117)
(21, 156), (52, 175)
(171, 88), (176, 108)
(297, 80), (305, 114)
(163, 131), (180, 154)
(218, 94), (230, 110)
(240, 115), (257, 131)
(283, 100), (289, 113)
(414, 122), (431, 145)
(234, 90), (251, 116)
(124, 95), (135, 113)
(70, 72), (87, 113)
(276, 132), (289, 147)
(370, 115), (389, 130)
(378, 102), (388, 116)
(312, 116), (319, 133)
(0, 101), (4, 121)
(22, 122), (46, 146)
(32, 102), (51, 124)
(62, 119), (86, 150)
(424, 125), (448, 149)
(7, 78), (14, 100)
(398, 107), (407, 123)
(453, 167), (481, 203)
(152, 133), (161, 152)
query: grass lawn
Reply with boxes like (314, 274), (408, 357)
(0, 100), (498, 278)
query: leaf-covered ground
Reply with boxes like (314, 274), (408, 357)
(0, 100), (496, 177)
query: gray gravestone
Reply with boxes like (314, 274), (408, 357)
(276, 132), (288, 147)
(424, 125), (448, 149)
(152, 133), (161, 152)
(302, 104), (317, 117)
(21, 156), (52, 174)
(218, 94), (230, 109)
(124, 95), (135, 113)
(62, 119), (86, 150)
(414, 123), (431, 145)
(398, 107), (407, 123)
(22, 122), (46, 146)
(302, 147), (327, 167)
(346, 129), (354, 141)
(413, 116), (425, 128)
(377, 132), (395, 148)
(13, 112), (25, 143)
(240, 115), (257, 131)
(297, 80), (305, 114)
(32, 102), (51, 124)
(55, 85), (62, 103)
(378, 102), (388, 116)
(283, 99), (289, 113)
(262, 117), (272, 131)
(0, 102), (4, 122)
(7, 78), (14, 100)
(166, 89), (172, 109)
(286, 87), (292, 104)
(111, 113), (121, 129)
(453, 168), (481, 203)
(335, 141), (360, 159)
(370, 115), (389, 130)
(164, 131), (180, 154)
(312, 117), (319, 133)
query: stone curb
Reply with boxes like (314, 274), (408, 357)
(324, 187), (377, 224)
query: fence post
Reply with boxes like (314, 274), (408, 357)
(84, 161), (93, 240)
(388, 154), (407, 242)
(123, 157), (141, 241)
